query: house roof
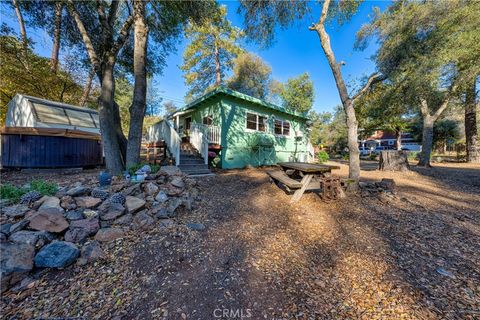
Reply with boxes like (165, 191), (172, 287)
(170, 86), (309, 120)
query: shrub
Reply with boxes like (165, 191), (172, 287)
(369, 153), (377, 161)
(407, 151), (420, 161)
(0, 179), (58, 202)
(317, 151), (329, 163)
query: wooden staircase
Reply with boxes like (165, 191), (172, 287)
(178, 142), (213, 176)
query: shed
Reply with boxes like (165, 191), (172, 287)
(1, 94), (103, 169)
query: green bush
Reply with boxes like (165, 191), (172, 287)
(407, 151), (420, 160)
(317, 150), (329, 163)
(0, 179), (58, 202)
(342, 153), (349, 160)
(369, 153), (377, 160)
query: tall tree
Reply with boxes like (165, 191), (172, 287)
(50, 2), (63, 73)
(227, 52), (272, 99)
(280, 72), (314, 114)
(163, 100), (177, 117)
(357, 0), (480, 166)
(11, 0), (28, 65)
(181, 5), (243, 99)
(126, 0), (149, 167)
(465, 78), (479, 162)
(239, 0), (385, 183)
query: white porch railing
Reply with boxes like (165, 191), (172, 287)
(146, 120), (181, 165)
(190, 123), (209, 164)
(189, 123), (220, 144)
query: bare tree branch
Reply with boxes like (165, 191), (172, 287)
(107, 0), (119, 27)
(96, 0), (110, 34)
(351, 73), (386, 104)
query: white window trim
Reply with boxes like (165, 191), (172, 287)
(274, 118), (291, 137)
(245, 112), (267, 132)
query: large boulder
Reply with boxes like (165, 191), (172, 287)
(64, 217), (100, 243)
(132, 211), (155, 231)
(66, 185), (90, 197)
(34, 241), (79, 268)
(125, 196), (146, 214)
(28, 209), (69, 233)
(1, 204), (29, 218)
(99, 203), (125, 221)
(160, 166), (181, 176)
(170, 177), (185, 189)
(65, 210), (85, 221)
(9, 220), (29, 234)
(1, 242), (35, 292)
(75, 196), (102, 209)
(8, 230), (53, 248)
(77, 241), (105, 266)
(38, 196), (63, 212)
(94, 228), (125, 242)
(167, 197), (183, 215)
(113, 213), (133, 226)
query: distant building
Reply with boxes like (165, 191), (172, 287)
(359, 130), (421, 151)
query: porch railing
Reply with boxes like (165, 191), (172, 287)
(190, 123), (208, 164)
(189, 123), (220, 144)
(146, 120), (181, 165)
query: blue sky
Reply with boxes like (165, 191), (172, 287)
(2, 1), (390, 114)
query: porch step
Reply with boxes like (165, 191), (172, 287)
(180, 158), (205, 165)
(178, 163), (208, 171)
(181, 169), (214, 176)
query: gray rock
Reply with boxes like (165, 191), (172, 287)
(38, 196), (63, 212)
(125, 196), (146, 214)
(1, 242), (35, 292)
(1, 223), (12, 236)
(65, 217), (100, 243)
(34, 241), (79, 268)
(94, 228), (125, 242)
(160, 166), (181, 176)
(113, 213), (133, 226)
(10, 276), (36, 293)
(170, 177), (185, 189)
(0, 233), (6, 242)
(28, 209), (69, 233)
(153, 207), (169, 219)
(132, 211), (155, 231)
(121, 184), (141, 196)
(65, 210), (85, 221)
(66, 186), (90, 197)
(158, 219), (174, 228)
(9, 231), (40, 246)
(167, 197), (183, 215)
(144, 182), (159, 196)
(1, 204), (29, 218)
(154, 191), (168, 203)
(186, 223), (205, 231)
(77, 241), (105, 266)
(9, 220), (29, 234)
(182, 196), (194, 211)
(99, 203), (125, 221)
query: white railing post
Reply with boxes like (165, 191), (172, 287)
(148, 120), (181, 166)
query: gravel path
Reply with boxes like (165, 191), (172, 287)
(1, 162), (479, 319)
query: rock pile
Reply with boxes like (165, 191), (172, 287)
(359, 178), (396, 197)
(0, 166), (200, 293)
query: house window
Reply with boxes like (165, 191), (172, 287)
(203, 115), (213, 125)
(246, 112), (266, 132)
(274, 119), (290, 136)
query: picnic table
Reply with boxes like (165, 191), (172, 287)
(267, 162), (341, 203)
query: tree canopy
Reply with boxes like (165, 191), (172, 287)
(181, 5), (243, 100)
(280, 72), (314, 114)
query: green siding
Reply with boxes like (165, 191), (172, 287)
(178, 95), (309, 169)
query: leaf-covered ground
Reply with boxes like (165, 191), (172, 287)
(1, 162), (479, 319)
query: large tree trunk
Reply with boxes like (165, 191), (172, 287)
(418, 115), (434, 167)
(80, 67), (95, 106)
(50, 2), (62, 73)
(12, 0), (28, 65)
(379, 150), (410, 171)
(126, 0), (148, 168)
(465, 78), (479, 163)
(214, 39), (221, 86)
(98, 59), (125, 174)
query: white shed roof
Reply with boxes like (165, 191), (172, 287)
(6, 94), (100, 131)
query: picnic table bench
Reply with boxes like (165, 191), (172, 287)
(267, 162), (341, 203)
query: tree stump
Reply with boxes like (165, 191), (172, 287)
(379, 151), (410, 171)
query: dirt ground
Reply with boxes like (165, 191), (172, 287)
(1, 161), (479, 319)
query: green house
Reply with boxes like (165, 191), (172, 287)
(147, 86), (313, 172)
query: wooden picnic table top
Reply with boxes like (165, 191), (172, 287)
(278, 162), (341, 173)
